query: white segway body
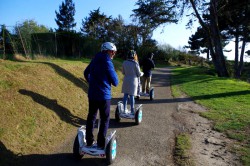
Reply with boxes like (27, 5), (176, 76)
(115, 101), (142, 125)
(73, 126), (117, 164)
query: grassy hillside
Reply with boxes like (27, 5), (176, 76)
(0, 59), (123, 165)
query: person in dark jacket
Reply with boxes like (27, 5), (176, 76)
(141, 53), (155, 94)
(84, 42), (119, 149)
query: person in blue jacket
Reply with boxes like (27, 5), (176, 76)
(84, 42), (119, 149)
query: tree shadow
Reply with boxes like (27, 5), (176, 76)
(38, 62), (89, 93)
(192, 90), (250, 100)
(112, 90), (250, 107)
(0, 141), (108, 166)
(19, 89), (85, 127)
(131, 90), (250, 105)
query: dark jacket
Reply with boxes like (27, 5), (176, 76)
(141, 58), (155, 77)
(84, 52), (119, 100)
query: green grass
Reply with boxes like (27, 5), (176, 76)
(0, 128), (4, 139)
(175, 133), (194, 166)
(3, 63), (23, 71)
(171, 66), (250, 165)
(0, 58), (123, 165)
(0, 80), (13, 90)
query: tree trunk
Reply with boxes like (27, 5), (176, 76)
(189, 0), (229, 77)
(234, 29), (239, 78)
(206, 49), (209, 60)
(236, 39), (246, 78)
(209, 0), (229, 77)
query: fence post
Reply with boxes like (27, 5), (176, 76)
(55, 32), (57, 56)
(2, 25), (6, 59)
(17, 26), (28, 57)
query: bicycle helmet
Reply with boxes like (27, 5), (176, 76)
(101, 42), (117, 51)
(128, 50), (136, 59)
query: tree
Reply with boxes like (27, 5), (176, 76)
(221, 0), (250, 78)
(187, 26), (210, 59)
(106, 16), (140, 57)
(81, 8), (111, 41)
(14, 19), (50, 56)
(55, 0), (76, 32)
(185, 0), (250, 78)
(184, 0), (231, 77)
(133, 0), (229, 76)
(0, 25), (15, 58)
(132, 0), (178, 45)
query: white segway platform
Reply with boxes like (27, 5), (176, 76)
(115, 101), (142, 125)
(73, 125), (117, 164)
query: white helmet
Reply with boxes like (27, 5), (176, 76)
(101, 42), (117, 52)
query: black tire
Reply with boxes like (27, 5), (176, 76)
(106, 136), (117, 165)
(115, 106), (121, 122)
(73, 135), (84, 160)
(135, 108), (142, 125)
(136, 96), (140, 101)
(150, 89), (154, 101)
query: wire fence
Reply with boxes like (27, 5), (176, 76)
(0, 25), (101, 59)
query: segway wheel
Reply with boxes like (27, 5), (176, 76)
(135, 108), (142, 125)
(115, 106), (121, 122)
(106, 136), (117, 165)
(73, 135), (84, 160)
(136, 95), (140, 101)
(150, 88), (154, 101)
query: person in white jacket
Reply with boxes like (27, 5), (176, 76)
(121, 50), (143, 115)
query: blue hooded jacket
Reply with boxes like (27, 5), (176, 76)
(84, 52), (119, 100)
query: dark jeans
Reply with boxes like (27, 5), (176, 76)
(86, 99), (111, 148)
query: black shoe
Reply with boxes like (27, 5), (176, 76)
(86, 141), (95, 148)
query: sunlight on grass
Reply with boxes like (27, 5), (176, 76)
(4, 64), (23, 71)
(171, 66), (250, 164)
(0, 128), (4, 139)
(20, 116), (36, 137)
(0, 80), (13, 90)
(0, 58), (123, 160)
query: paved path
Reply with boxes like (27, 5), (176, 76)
(34, 67), (178, 166)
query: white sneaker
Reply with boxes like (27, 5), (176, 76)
(124, 109), (129, 114)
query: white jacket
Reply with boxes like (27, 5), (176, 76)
(121, 60), (143, 95)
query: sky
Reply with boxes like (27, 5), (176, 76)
(0, 0), (249, 61)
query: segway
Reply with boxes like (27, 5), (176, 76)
(136, 86), (154, 101)
(73, 114), (117, 165)
(115, 101), (142, 125)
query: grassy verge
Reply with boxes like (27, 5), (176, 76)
(174, 133), (194, 166)
(170, 66), (250, 165)
(0, 58), (123, 165)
